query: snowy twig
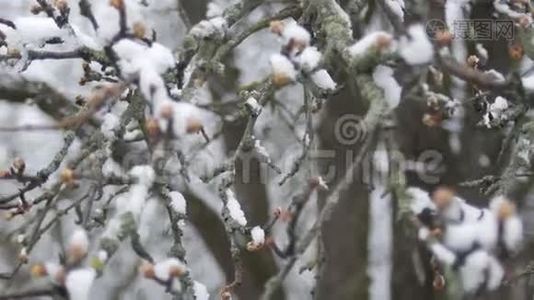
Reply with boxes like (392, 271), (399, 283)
(0, 132), (75, 205)
(79, 0), (99, 30)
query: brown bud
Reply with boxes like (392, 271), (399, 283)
(432, 186), (456, 211)
(7, 48), (21, 59)
(109, 0), (124, 10)
(435, 30), (453, 47)
(272, 73), (292, 87)
(67, 245), (87, 265)
(145, 118), (161, 138)
(220, 291), (232, 300)
(289, 38), (307, 53)
(430, 228), (443, 238)
(246, 241), (261, 252)
(519, 15), (531, 29)
(509, 43), (524, 61)
(375, 34), (392, 51)
(54, 0), (68, 14)
(466, 55), (479, 69)
(169, 265), (185, 278)
(498, 199), (516, 220)
(139, 261), (155, 279)
(133, 22), (146, 39)
(280, 209), (293, 222)
(186, 117), (203, 134)
(12, 157), (25, 174)
(422, 112), (443, 127)
(30, 4), (43, 15)
(269, 20), (284, 35)
(159, 103), (174, 120)
(31, 263), (47, 277)
(60, 168), (75, 185)
(433, 274), (446, 291)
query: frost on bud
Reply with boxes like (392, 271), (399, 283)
(67, 229), (89, 264)
(18, 247), (28, 263)
(90, 251), (108, 271)
(129, 165), (155, 187)
(296, 46), (322, 72)
(270, 20), (284, 35)
(60, 168), (76, 185)
(281, 22), (311, 54)
(399, 25), (434, 65)
(247, 226), (265, 252)
(246, 241), (260, 252)
(193, 281), (210, 300)
(225, 189), (247, 226)
(347, 32), (393, 59)
(311, 69), (337, 91)
(98, 250), (108, 262)
(109, 0), (124, 9)
(65, 268), (96, 300)
(133, 22), (146, 39)
(16, 234), (26, 244)
(431, 186), (455, 211)
(270, 54), (297, 88)
(153, 258), (186, 281)
(169, 191), (187, 215)
(245, 97), (262, 117)
(467, 55), (479, 69)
